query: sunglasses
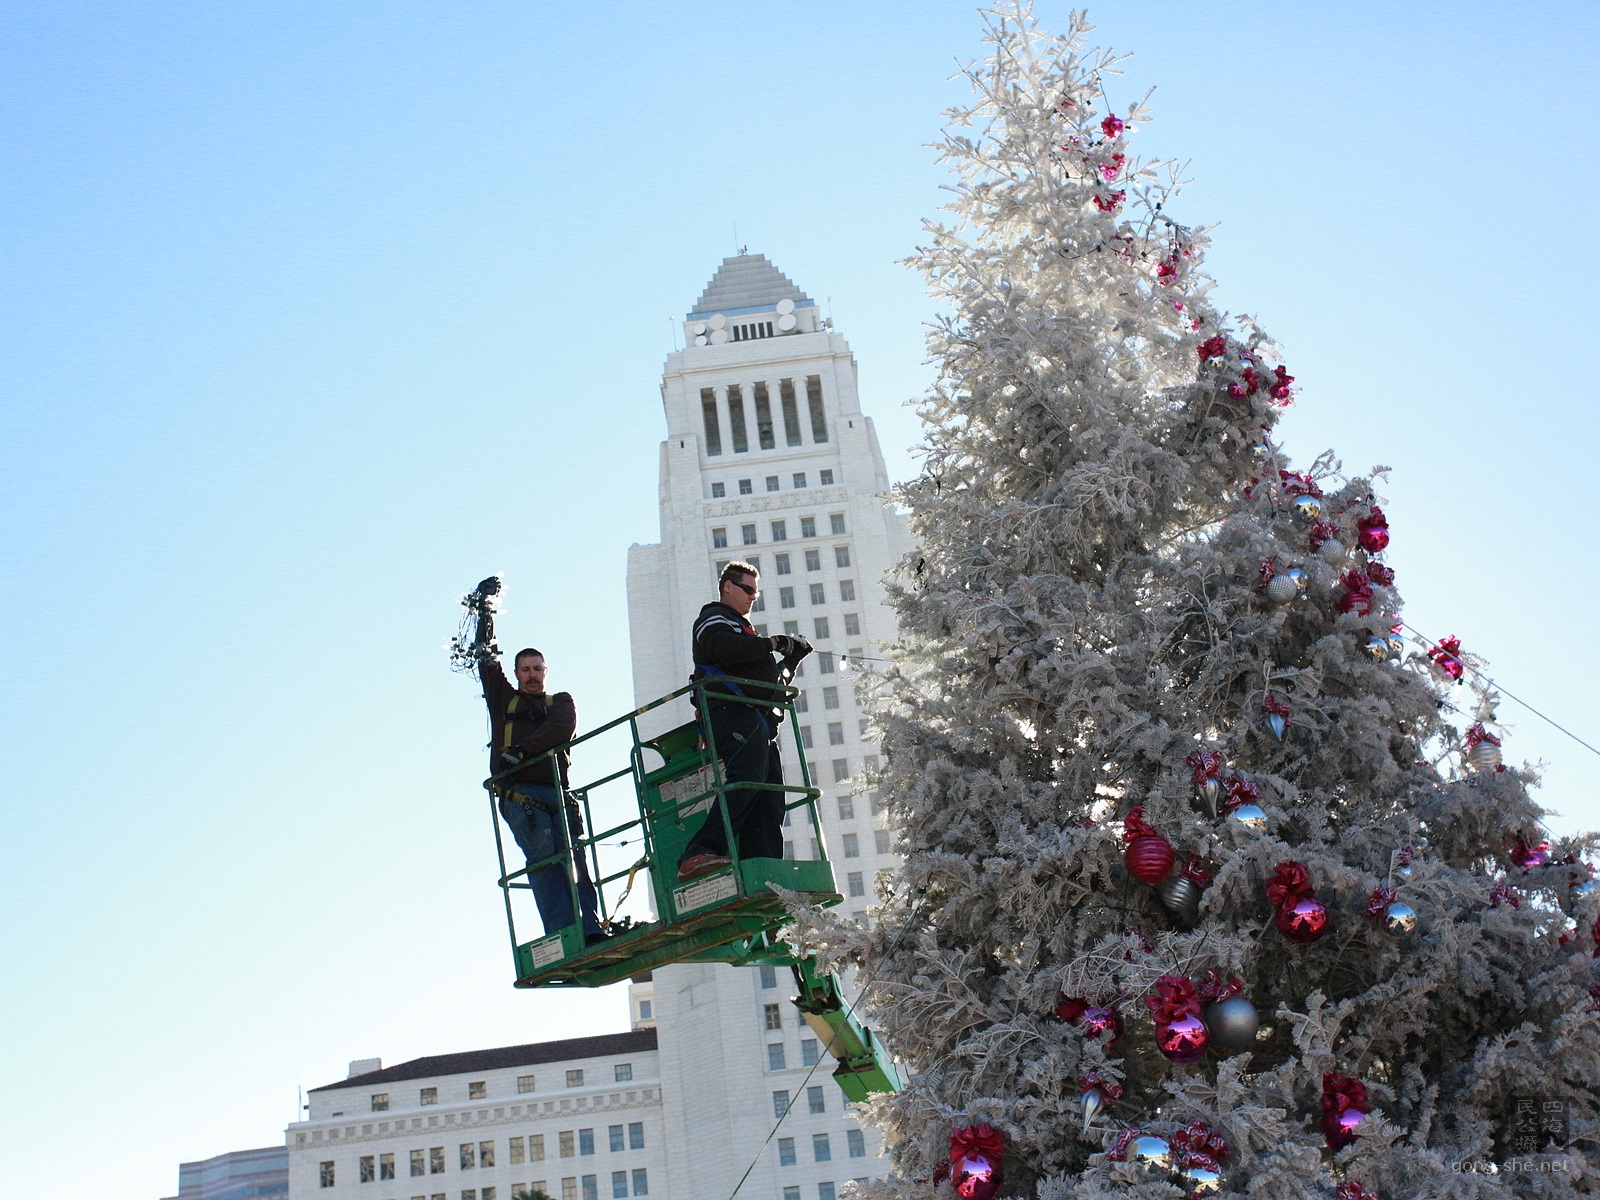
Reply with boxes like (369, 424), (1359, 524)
(727, 579), (760, 596)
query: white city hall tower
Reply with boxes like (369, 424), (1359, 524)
(625, 254), (910, 1200)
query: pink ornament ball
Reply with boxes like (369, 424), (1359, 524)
(1276, 896), (1329, 944)
(954, 1154), (1001, 1200)
(1155, 1014), (1210, 1063)
(1080, 1006), (1124, 1047)
(1125, 833), (1176, 884)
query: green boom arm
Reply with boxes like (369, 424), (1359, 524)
(790, 958), (902, 1102)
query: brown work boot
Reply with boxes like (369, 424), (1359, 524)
(677, 852), (733, 881)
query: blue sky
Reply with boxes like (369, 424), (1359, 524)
(2, 3), (1597, 1196)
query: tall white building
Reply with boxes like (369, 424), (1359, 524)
(625, 254), (911, 1200)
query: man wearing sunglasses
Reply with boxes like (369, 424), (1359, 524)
(678, 560), (811, 881)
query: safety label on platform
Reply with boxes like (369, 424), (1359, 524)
(674, 871), (737, 913)
(658, 769), (714, 823)
(530, 934), (566, 968)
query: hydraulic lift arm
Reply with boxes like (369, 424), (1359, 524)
(790, 958), (902, 1103)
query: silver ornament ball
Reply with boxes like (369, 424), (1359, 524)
(1203, 995), (1260, 1054)
(1230, 803), (1269, 833)
(1317, 537), (1346, 562)
(1570, 877), (1598, 901)
(1158, 874), (1202, 928)
(1181, 1164), (1224, 1197)
(1197, 776), (1223, 818)
(1288, 566), (1309, 592)
(1381, 901), (1418, 936)
(1291, 494), (1322, 522)
(1265, 573), (1299, 605)
(1363, 636), (1391, 663)
(1467, 741), (1503, 772)
(1129, 1135), (1171, 1170)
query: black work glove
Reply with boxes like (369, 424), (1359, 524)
(476, 575), (502, 596)
(770, 633), (813, 660)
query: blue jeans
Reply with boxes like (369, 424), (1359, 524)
(683, 705), (786, 862)
(500, 784), (602, 938)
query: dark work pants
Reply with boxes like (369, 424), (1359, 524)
(500, 784), (602, 938)
(683, 704), (786, 862)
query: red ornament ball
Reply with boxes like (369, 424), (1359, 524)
(1125, 833), (1175, 883)
(1080, 1006), (1124, 1047)
(1323, 1106), (1367, 1150)
(1155, 1014), (1210, 1063)
(1276, 896), (1329, 944)
(953, 1154), (1001, 1200)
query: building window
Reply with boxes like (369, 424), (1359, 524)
(823, 686), (839, 709)
(740, 523), (757, 546)
(614, 1063), (632, 1082)
(837, 795), (854, 820)
(380, 1153), (395, 1181)
(767, 1043), (787, 1071)
(842, 832), (860, 857)
(784, 620), (800, 637)
(738, 478), (753, 495)
(784, 1189), (802, 1200)
(579, 1129), (595, 1156)
(800, 518), (818, 540)
(701, 388), (721, 456)
(828, 514), (845, 535)
(806, 376), (828, 442)
(628, 1123), (644, 1151)
(518, 1075), (536, 1094)
(803, 549), (821, 573)
(638, 999), (651, 1019)
(480, 1142), (495, 1168)
(607, 1125), (624, 1153)
(819, 469), (834, 485)
(813, 1132), (832, 1162)
(819, 652), (835, 674)
(794, 690), (808, 713)
(793, 472), (808, 489)
(712, 527), (728, 549)
(612, 1171), (629, 1199)
(411, 1150), (426, 1177)
(780, 379), (802, 447)
(461, 1143), (476, 1170)
(771, 519), (787, 541)
(819, 1184), (837, 1200)
(361, 1156), (376, 1183)
(320, 1162), (335, 1188)
(778, 586), (795, 609)
(875, 829), (892, 854)
(421, 1087), (438, 1106)
(510, 1137), (526, 1165)
(711, 481), (725, 498)
(367, 1092), (388, 1111)
(863, 753), (879, 774)
(529, 1135), (546, 1161)
(843, 613), (860, 636)
(728, 384), (749, 453)
(778, 1137), (797, 1166)
(566, 1070), (585, 1088)
(803, 1042), (822, 1069)
(755, 383), (777, 449)
(733, 320), (774, 342)
(772, 1090), (791, 1118)
(814, 617), (830, 640)
(799, 726), (812, 749)
(806, 583), (824, 605)
(766, 474), (780, 492)
(775, 552), (791, 575)
(827, 722), (844, 746)
(847, 871), (865, 897)
(847, 1129), (866, 1157)
(631, 1169), (648, 1196)
(582, 1176), (598, 1200)
(838, 579), (855, 601)
(431, 1148), (446, 1174)
(760, 965), (778, 988)
(559, 1131), (576, 1158)
(764, 1003), (784, 1030)
(562, 1182), (577, 1200)
(469, 1081), (487, 1099)
(834, 545), (851, 568)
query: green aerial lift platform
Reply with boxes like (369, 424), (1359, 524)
(483, 678), (900, 1104)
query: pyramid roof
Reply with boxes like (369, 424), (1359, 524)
(688, 253), (811, 317)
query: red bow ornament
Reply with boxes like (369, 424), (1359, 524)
(1428, 635), (1464, 680)
(948, 1124), (1005, 1200)
(1321, 1072), (1370, 1149)
(1356, 506), (1389, 552)
(1145, 975), (1209, 1062)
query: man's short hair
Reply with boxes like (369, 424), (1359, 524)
(719, 561), (758, 587)
(514, 647), (545, 666)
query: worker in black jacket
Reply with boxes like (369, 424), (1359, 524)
(678, 561), (811, 881)
(472, 579), (604, 944)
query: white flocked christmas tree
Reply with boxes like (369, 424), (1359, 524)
(789, 6), (1600, 1198)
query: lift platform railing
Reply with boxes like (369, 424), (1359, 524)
(483, 677), (838, 988)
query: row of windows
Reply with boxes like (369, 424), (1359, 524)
(714, 552), (850, 597)
(780, 829), (892, 861)
(701, 377), (827, 455)
(713, 512), (848, 549)
(710, 469), (835, 498)
(346, 1170), (648, 1199)
(783, 1184), (869, 1200)
(370, 1067), (632, 1112)
(774, 1129), (869, 1164)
